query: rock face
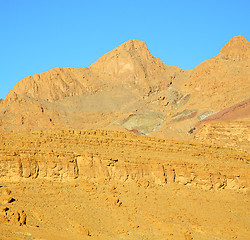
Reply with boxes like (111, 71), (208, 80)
(90, 40), (164, 84)
(195, 121), (250, 152)
(90, 39), (181, 92)
(219, 35), (250, 61)
(12, 67), (91, 102)
(0, 130), (248, 192)
(191, 99), (250, 152)
(0, 187), (27, 226)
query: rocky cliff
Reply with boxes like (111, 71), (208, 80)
(0, 130), (248, 192)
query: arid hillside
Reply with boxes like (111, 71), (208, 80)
(0, 35), (249, 141)
(0, 130), (249, 239)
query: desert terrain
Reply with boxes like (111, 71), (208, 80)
(0, 35), (249, 239)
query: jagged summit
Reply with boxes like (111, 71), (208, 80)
(90, 39), (167, 86)
(10, 39), (177, 102)
(219, 35), (250, 61)
(116, 39), (148, 51)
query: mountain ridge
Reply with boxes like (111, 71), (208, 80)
(0, 35), (249, 141)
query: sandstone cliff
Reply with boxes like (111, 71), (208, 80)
(0, 130), (248, 192)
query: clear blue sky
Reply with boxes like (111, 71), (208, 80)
(0, 0), (249, 99)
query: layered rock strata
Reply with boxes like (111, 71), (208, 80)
(194, 121), (250, 152)
(0, 130), (248, 192)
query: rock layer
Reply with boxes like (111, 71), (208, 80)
(194, 121), (250, 152)
(0, 130), (248, 192)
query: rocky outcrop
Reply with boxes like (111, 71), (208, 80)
(11, 67), (92, 102)
(194, 121), (250, 152)
(192, 99), (250, 152)
(0, 130), (248, 192)
(0, 187), (27, 226)
(90, 39), (182, 92)
(219, 35), (250, 61)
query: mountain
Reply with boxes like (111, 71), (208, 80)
(0, 36), (249, 142)
(219, 35), (250, 61)
(10, 39), (181, 102)
(150, 35), (250, 139)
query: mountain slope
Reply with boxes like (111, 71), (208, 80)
(11, 39), (181, 102)
(150, 35), (250, 139)
(0, 36), (249, 141)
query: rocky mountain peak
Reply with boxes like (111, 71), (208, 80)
(118, 39), (148, 51)
(219, 35), (250, 61)
(89, 39), (167, 88)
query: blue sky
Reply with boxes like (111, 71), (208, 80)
(0, 0), (249, 99)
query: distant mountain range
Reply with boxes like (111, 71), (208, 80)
(0, 35), (249, 143)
